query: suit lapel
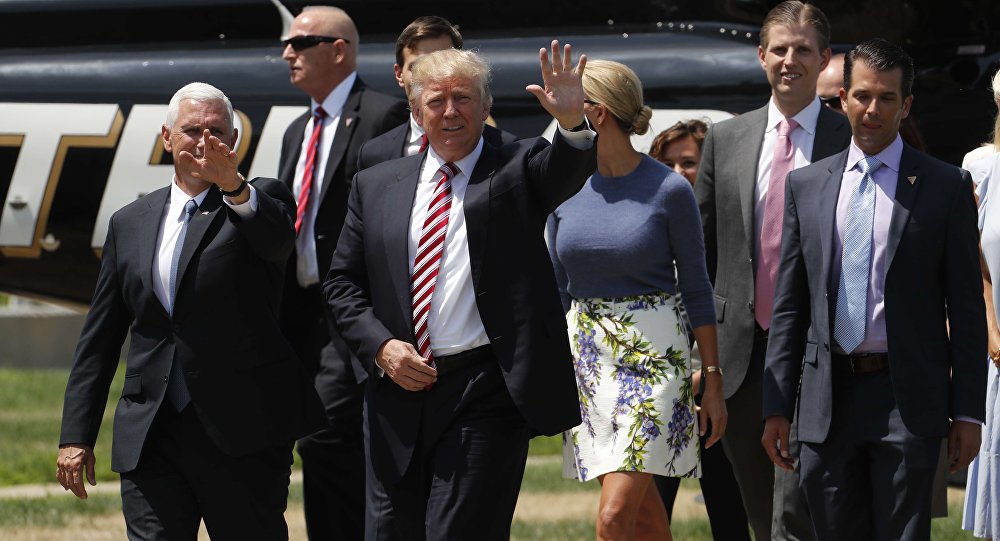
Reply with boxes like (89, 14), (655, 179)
(279, 113), (309, 188)
(886, 146), (920, 271)
(462, 142), (500, 289)
(738, 107), (768, 258)
(174, 187), (225, 313)
(396, 125), (410, 159)
(383, 156), (423, 334)
(317, 80), (363, 206)
(139, 188), (169, 317)
(819, 151), (850, 283)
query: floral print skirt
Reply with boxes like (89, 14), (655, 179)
(562, 292), (700, 482)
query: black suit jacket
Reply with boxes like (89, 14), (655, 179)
(60, 178), (326, 473)
(324, 133), (595, 483)
(356, 121), (520, 172)
(694, 104), (851, 398)
(762, 145), (987, 442)
(277, 78), (407, 381)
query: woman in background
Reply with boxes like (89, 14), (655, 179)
(548, 60), (727, 541)
(648, 119), (752, 541)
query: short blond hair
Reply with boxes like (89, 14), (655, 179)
(409, 48), (493, 109)
(582, 59), (652, 135)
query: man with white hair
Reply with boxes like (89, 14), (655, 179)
(57, 82), (325, 540)
(325, 42), (595, 540)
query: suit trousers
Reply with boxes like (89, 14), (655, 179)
(722, 332), (815, 541)
(365, 356), (531, 541)
(120, 405), (293, 541)
(287, 283), (367, 541)
(799, 367), (941, 541)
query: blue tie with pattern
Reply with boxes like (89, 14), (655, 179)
(166, 198), (197, 410)
(834, 156), (883, 353)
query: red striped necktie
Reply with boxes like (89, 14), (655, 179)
(410, 161), (459, 370)
(418, 133), (429, 153)
(294, 106), (327, 235)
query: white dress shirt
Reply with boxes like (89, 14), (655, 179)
(293, 71), (357, 287)
(153, 179), (258, 315)
(407, 125), (594, 358)
(404, 114), (425, 157)
(754, 96), (822, 260)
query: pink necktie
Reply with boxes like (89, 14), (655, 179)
(294, 106), (327, 235)
(411, 162), (458, 374)
(755, 117), (799, 330)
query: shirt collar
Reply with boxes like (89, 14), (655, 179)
(766, 96), (821, 135)
(846, 134), (904, 174)
(425, 136), (484, 182)
(169, 177), (210, 211)
(313, 71), (357, 118)
(408, 113), (424, 144)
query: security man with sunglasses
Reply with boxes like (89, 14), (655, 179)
(277, 5), (408, 540)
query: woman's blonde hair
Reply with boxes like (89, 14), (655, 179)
(582, 59), (652, 135)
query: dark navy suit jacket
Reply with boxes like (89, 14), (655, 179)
(324, 132), (594, 483)
(762, 145), (987, 442)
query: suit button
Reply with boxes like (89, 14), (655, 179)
(748, 301), (754, 312)
(163, 376), (169, 383)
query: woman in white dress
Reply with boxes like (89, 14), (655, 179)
(964, 152), (1000, 538)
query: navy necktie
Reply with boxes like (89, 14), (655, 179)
(166, 198), (197, 410)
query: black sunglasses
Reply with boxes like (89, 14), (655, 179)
(281, 35), (350, 52)
(819, 95), (842, 110)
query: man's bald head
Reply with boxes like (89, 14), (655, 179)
(282, 6), (359, 101)
(817, 53), (845, 108)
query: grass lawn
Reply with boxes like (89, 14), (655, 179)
(0, 367), (979, 540)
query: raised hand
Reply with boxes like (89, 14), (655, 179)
(525, 40), (587, 130)
(177, 129), (241, 190)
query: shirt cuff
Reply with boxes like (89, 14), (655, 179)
(955, 415), (984, 425)
(224, 184), (258, 218)
(556, 122), (596, 149)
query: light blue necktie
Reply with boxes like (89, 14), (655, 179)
(166, 198), (197, 410)
(834, 156), (882, 353)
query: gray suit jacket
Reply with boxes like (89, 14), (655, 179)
(694, 104), (850, 398)
(762, 146), (986, 442)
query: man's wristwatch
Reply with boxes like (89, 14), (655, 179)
(219, 173), (247, 197)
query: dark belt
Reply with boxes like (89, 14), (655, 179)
(433, 345), (495, 377)
(833, 352), (889, 375)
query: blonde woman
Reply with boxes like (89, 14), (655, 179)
(963, 68), (1000, 176)
(548, 60), (727, 540)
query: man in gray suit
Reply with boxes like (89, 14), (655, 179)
(693, 2), (850, 538)
(762, 38), (985, 540)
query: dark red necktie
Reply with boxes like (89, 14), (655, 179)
(410, 162), (458, 375)
(295, 106), (327, 235)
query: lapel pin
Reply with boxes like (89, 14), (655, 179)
(907, 175), (917, 184)
(345, 117), (354, 128)
(201, 211), (210, 215)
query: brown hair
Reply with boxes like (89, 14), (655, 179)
(582, 59), (652, 135)
(648, 119), (708, 162)
(760, 1), (830, 51)
(394, 16), (463, 68)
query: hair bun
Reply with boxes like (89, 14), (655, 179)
(631, 106), (653, 136)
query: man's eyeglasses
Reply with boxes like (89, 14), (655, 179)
(819, 95), (841, 111)
(281, 35), (350, 52)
